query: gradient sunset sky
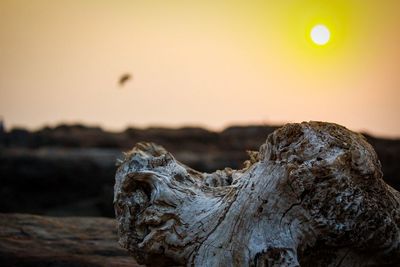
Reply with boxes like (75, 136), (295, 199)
(1, 1), (399, 137)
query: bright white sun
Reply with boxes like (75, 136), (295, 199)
(310, 25), (330, 45)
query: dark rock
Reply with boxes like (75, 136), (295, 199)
(364, 134), (400, 190)
(0, 148), (120, 216)
(0, 124), (398, 218)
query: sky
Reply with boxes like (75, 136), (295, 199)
(0, 0), (399, 137)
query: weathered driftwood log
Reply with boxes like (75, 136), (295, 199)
(114, 122), (400, 266)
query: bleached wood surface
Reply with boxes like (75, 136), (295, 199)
(115, 122), (400, 266)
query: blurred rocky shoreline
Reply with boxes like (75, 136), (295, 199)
(1, 123), (399, 217)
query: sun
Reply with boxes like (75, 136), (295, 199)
(311, 24), (330, 45)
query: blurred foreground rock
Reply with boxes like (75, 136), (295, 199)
(0, 213), (141, 267)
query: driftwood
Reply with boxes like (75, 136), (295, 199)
(0, 213), (141, 267)
(114, 121), (400, 266)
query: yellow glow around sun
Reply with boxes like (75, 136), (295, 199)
(277, 0), (356, 62)
(311, 24), (330, 45)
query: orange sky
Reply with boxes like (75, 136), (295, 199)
(0, 1), (399, 137)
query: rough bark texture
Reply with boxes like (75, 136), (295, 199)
(0, 213), (142, 267)
(114, 121), (400, 267)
